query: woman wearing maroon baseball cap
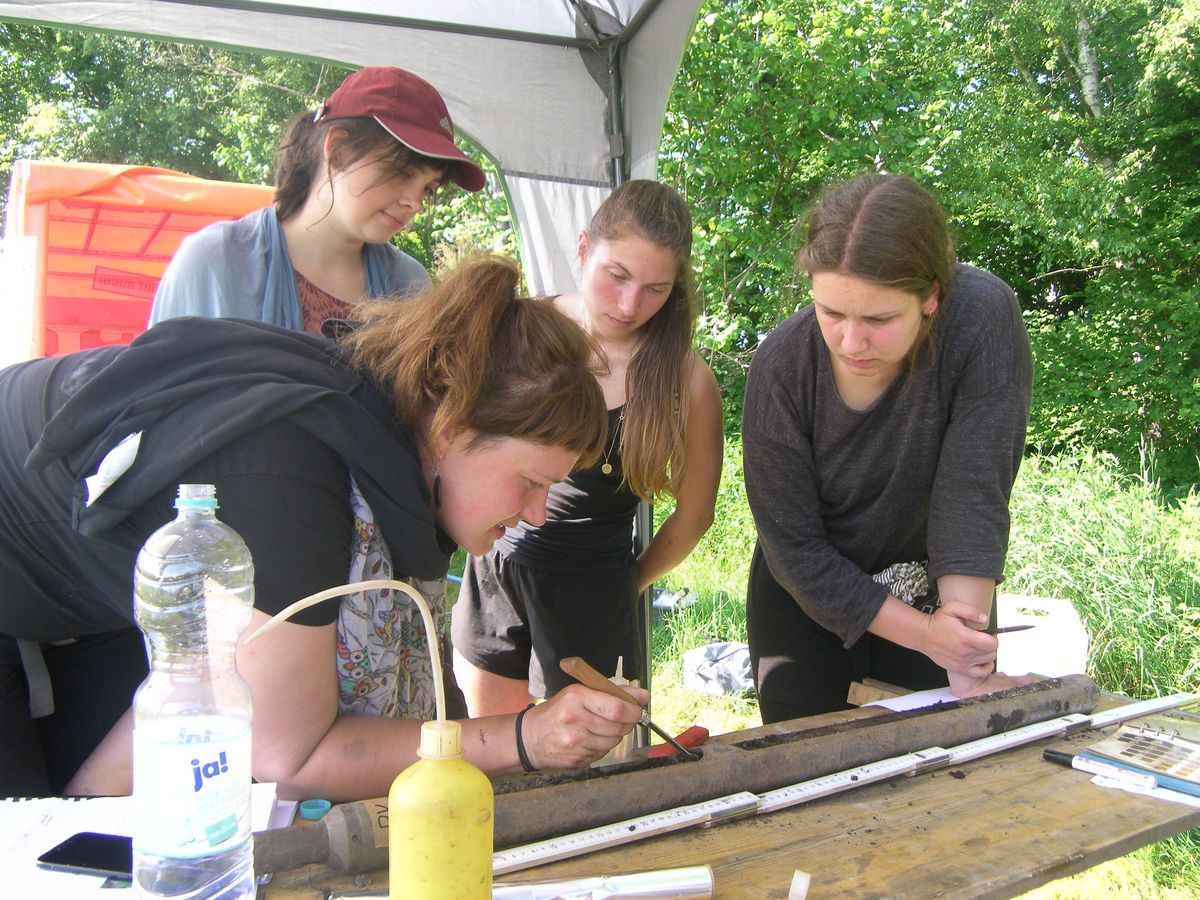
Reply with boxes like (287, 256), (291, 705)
(148, 66), (486, 335)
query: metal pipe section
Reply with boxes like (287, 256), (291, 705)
(490, 674), (1099, 847)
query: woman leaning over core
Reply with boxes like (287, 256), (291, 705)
(0, 256), (645, 801)
(743, 172), (1037, 724)
(148, 65), (485, 334)
(453, 180), (724, 714)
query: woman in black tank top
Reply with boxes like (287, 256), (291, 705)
(452, 180), (725, 713)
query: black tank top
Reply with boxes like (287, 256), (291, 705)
(496, 406), (639, 571)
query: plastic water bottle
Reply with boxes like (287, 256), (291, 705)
(132, 483), (256, 898)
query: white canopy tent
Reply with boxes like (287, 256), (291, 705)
(0, 0), (703, 295)
(0, 0), (704, 693)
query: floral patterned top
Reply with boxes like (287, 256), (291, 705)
(336, 478), (449, 719)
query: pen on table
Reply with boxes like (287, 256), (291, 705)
(983, 624), (1036, 635)
(1042, 748), (1157, 788)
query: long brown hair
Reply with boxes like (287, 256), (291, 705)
(586, 180), (699, 499)
(343, 255), (607, 466)
(273, 112), (449, 223)
(796, 172), (955, 365)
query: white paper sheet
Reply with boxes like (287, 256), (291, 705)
(1092, 774), (1200, 808)
(864, 686), (961, 712)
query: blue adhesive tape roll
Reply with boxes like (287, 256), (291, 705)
(299, 798), (332, 821)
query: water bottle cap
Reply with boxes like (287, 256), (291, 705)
(299, 798), (333, 820)
(175, 483), (219, 510)
(418, 720), (463, 760)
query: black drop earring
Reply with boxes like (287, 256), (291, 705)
(433, 463), (442, 510)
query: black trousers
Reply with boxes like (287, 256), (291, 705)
(453, 549), (642, 699)
(747, 545), (949, 724)
(0, 627), (147, 796)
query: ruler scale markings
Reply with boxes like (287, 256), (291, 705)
(758, 750), (930, 814)
(1088, 693), (1200, 729)
(945, 713), (1091, 765)
(492, 791), (760, 875)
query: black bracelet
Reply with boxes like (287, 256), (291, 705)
(515, 702), (537, 773)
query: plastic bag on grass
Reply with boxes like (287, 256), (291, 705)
(682, 641), (753, 697)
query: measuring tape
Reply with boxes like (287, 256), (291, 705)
(757, 712), (1094, 814)
(493, 694), (1200, 876)
(758, 746), (950, 815)
(492, 791), (760, 875)
(1087, 692), (1200, 729)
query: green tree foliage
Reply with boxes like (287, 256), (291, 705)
(954, 0), (1200, 491)
(0, 25), (341, 192)
(0, 6), (1196, 487)
(662, 0), (995, 422)
(661, 0), (1199, 489)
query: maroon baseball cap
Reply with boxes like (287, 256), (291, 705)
(315, 66), (485, 192)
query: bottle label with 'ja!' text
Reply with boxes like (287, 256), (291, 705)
(133, 726), (251, 858)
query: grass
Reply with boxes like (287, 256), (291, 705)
(1004, 450), (1200, 700)
(649, 438), (1199, 897)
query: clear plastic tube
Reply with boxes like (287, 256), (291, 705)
(244, 579), (445, 722)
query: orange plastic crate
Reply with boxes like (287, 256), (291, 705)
(4, 160), (274, 359)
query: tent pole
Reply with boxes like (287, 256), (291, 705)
(607, 41), (627, 188)
(605, 35), (655, 748)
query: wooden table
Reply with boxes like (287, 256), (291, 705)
(264, 703), (1200, 899)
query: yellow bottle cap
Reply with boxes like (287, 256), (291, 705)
(418, 720), (464, 760)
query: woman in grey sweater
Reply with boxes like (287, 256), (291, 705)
(743, 173), (1036, 722)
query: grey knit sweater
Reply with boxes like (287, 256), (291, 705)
(742, 264), (1032, 647)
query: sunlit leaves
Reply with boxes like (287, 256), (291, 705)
(660, 0), (1198, 487)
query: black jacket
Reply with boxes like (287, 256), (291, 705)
(1, 317), (451, 641)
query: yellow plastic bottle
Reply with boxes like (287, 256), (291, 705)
(388, 719), (494, 899)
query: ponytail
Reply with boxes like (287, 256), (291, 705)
(344, 256), (607, 465)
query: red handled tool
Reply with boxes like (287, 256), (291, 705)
(647, 725), (710, 759)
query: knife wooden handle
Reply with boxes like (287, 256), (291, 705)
(560, 657), (699, 759)
(559, 656), (636, 703)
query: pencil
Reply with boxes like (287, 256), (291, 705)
(983, 624), (1036, 635)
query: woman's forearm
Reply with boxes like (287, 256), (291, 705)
(635, 507), (714, 593)
(264, 712), (533, 801)
(865, 594), (932, 651)
(64, 708), (134, 796)
(636, 356), (722, 594)
(269, 684), (648, 802)
(868, 592), (995, 679)
(935, 574), (995, 619)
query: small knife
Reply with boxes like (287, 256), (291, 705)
(559, 656), (701, 760)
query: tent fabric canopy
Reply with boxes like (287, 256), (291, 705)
(0, 0), (703, 294)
